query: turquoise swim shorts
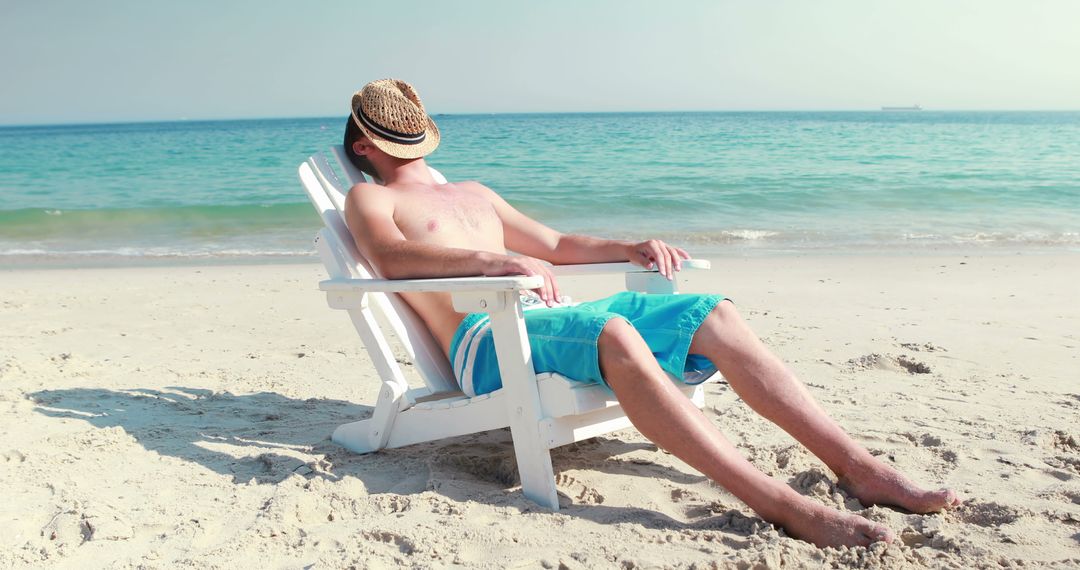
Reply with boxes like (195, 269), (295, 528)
(448, 290), (727, 397)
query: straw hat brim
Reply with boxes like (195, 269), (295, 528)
(349, 105), (440, 160)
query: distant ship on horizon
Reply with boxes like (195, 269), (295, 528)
(881, 105), (922, 111)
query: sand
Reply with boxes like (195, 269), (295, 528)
(1, 254), (1078, 568)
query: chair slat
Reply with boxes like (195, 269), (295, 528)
(313, 152), (415, 360)
(331, 145), (376, 185)
(299, 162), (348, 254)
(309, 153), (350, 218)
(307, 150), (458, 393)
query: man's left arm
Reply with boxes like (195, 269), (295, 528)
(473, 183), (690, 279)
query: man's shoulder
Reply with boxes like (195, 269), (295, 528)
(349, 180), (388, 193)
(452, 180), (495, 196)
(344, 181), (395, 212)
(346, 180), (395, 200)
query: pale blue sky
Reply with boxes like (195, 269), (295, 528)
(1, 0), (1078, 125)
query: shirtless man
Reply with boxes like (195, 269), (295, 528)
(341, 79), (960, 548)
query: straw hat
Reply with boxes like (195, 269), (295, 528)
(350, 79), (440, 159)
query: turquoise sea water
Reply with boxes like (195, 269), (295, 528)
(1, 112), (1078, 266)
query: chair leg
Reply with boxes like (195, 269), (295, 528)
(332, 418), (379, 454)
(487, 293), (560, 510)
(331, 379), (405, 453)
(365, 380), (406, 451)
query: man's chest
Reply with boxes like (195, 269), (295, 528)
(393, 188), (501, 242)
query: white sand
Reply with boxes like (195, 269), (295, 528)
(1, 254), (1078, 568)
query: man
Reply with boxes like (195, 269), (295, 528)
(341, 78), (960, 549)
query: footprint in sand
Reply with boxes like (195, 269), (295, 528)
(672, 489), (739, 521)
(871, 433), (959, 481)
(899, 342), (947, 353)
(372, 494), (412, 514)
(41, 511), (92, 546)
(555, 473), (605, 505)
(230, 453), (311, 483)
(438, 450), (519, 487)
(1022, 428), (1079, 452)
(846, 353), (932, 375)
(789, 469), (863, 511)
(1022, 429), (1080, 476)
(0, 359), (21, 380)
(1045, 430), (1080, 474)
(1035, 488), (1080, 525)
(1044, 455), (1080, 476)
(1057, 394), (1080, 409)
(669, 487), (699, 503)
(897, 432), (959, 466)
(360, 529), (417, 555)
(900, 516), (968, 552)
(41, 507), (134, 546)
(953, 500), (1028, 527)
(1042, 508), (1080, 525)
(895, 355), (932, 374)
(1052, 431), (1080, 453)
(743, 443), (817, 478)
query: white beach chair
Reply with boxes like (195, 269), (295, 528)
(298, 147), (718, 510)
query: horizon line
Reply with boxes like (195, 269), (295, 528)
(3, 108), (1079, 129)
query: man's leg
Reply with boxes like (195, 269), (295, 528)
(597, 318), (893, 548)
(688, 300), (959, 513)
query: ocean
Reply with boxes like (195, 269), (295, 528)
(1, 112), (1078, 267)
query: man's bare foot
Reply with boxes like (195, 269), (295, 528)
(838, 457), (961, 513)
(775, 499), (894, 548)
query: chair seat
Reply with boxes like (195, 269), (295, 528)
(536, 371), (716, 417)
(413, 371), (717, 419)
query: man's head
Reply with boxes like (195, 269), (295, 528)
(343, 79), (440, 180)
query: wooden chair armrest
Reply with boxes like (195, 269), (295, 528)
(548, 258), (711, 276)
(319, 274), (544, 294)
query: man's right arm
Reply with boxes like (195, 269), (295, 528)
(343, 183), (493, 279)
(343, 183), (562, 303)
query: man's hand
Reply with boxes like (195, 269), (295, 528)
(482, 252), (561, 307)
(626, 239), (691, 281)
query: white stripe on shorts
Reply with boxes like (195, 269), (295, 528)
(453, 315), (490, 382)
(451, 315), (490, 397)
(459, 320), (491, 397)
(453, 297), (577, 397)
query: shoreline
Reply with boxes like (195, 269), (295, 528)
(2, 245), (1077, 271)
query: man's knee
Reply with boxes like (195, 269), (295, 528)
(598, 317), (661, 369)
(597, 317), (640, 354)
(597, 317), (664, 387)
(694, 299), (745, 348)
(695, 297), (738, 326)
(707, 299), (741, 327)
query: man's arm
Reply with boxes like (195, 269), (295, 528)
(472, 183), (690, 279)
(343, 183), (491, 279)
(342, 183), (563, 302)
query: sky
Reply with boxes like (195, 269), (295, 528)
(1, 0), (1078, 125)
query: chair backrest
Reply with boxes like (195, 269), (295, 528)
(299, 147), (457, 393)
